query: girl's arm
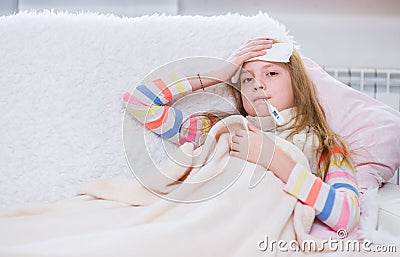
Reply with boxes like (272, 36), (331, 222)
(230, 122), (360, 232)
(282, 149), (360, 233)
(124, 38), (274, 145)
(186, 38), (273, 91)
(123, 71), (214, 145)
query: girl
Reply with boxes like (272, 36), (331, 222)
(123, 38), (360, 233)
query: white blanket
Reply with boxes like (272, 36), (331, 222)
(0, 115), (387, 256)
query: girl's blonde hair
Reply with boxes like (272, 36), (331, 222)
(229, 45), (352, 177)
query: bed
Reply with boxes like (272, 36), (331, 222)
(0, 11), (399, 255)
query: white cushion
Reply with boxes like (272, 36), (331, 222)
(377, 183), (400, 236)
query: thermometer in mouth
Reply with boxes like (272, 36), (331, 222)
(264, 99), (285, 126)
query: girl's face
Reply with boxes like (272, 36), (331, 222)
(239, 60), (294, 117)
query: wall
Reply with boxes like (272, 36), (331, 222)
(1, 0), (399, 68)
(0, 0), (17, 16)
(179, 0), (400, 69)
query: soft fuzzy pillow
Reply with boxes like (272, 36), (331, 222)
(301, 55), (400, 194)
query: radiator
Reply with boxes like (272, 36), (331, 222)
(324, 67), (400, 185)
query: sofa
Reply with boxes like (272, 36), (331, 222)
(0, 11), (399, 243)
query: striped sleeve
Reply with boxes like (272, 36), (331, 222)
(123, 71), (212, 145)
(283, 149), (360, 232)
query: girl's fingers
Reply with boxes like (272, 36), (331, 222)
(238, 51), (267, 63)
(245, 38), (273, 46)
(231, 135), (240, 144)
(230, 141), (240, 152)
(235, 130), (247, 137)
(237, 40), (273, 52)
(237, 44), (272, 56)
(229, 150), (240, 157)
(235, 44), (273, 63)
(228, 39), (272, 65)
(226, 38), (273, 74)
(247, 37), (270, 41)
(248, 38), (273, 46)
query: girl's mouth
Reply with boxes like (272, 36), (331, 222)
(254, 96), (271, 102)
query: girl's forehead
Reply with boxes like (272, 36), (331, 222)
(241, 61), (283, 74)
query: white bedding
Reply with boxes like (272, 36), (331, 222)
(0, 11), (290, 208)
(0, 115), (382, 256)
(0, 11), (399, 254)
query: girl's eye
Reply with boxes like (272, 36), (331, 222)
(241, 77), (253, 84)
(266, 72), (278, 76)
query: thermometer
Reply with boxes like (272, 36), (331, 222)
(264, 99), (285, 126)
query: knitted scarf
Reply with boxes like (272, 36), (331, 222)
(246, 108), (320, 175)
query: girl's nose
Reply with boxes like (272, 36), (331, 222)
(254, 82), (266, 91)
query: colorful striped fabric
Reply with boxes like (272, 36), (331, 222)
(123, 71), (212, 145)
(284, 149), (360, 232)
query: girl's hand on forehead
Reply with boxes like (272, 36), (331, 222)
(226, 38), (273, 67)
(214, 38), (273, 83)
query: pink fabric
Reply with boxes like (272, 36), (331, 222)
(325, 171), (358, 184)
(178, 116), (198, 145)
(123, 92), (148, 107)
(302, 55), (400, 194)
